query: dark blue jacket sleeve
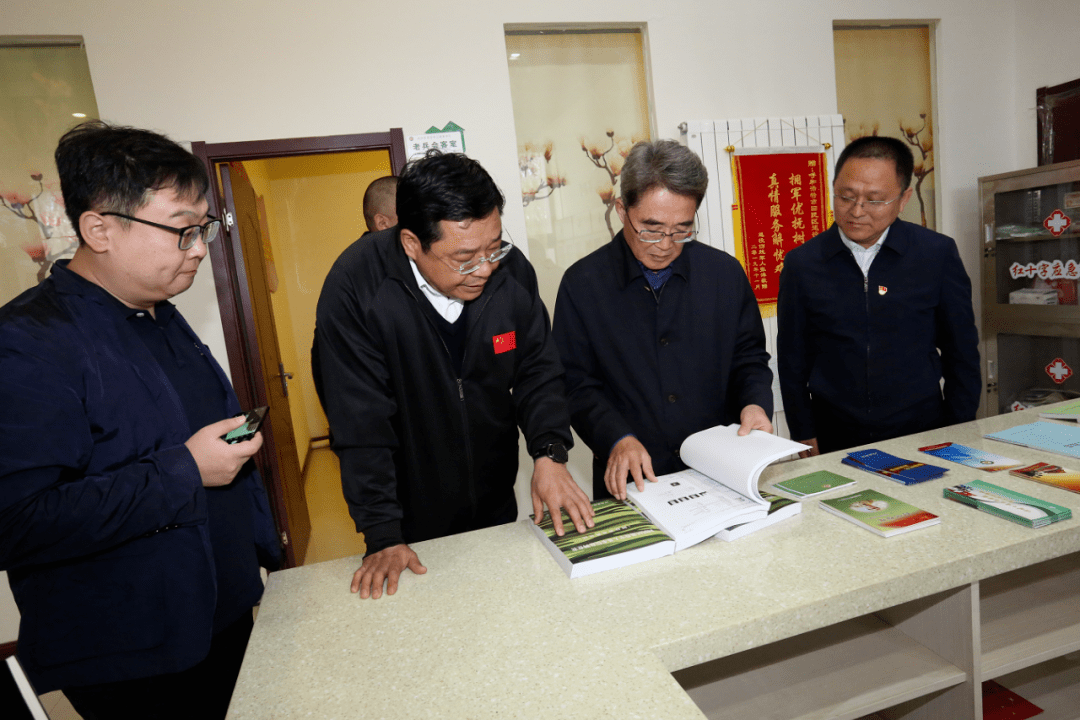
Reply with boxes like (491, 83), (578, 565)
(936, 240), (982, 424)
(0, 341), (206, 570)
(506, 256), (574, 457)
(776, 255), (816, 440)
(552, 273), (636, 457)
(312, 251), (404, 554)
(727, 266), (775, 418)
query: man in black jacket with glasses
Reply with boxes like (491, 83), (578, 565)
(313, 151), (593, 600)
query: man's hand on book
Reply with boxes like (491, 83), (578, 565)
(797, 438), (820, 459)
(737, 404), (773, 436)
(351, 544), (427, 599)
(606, 435), (658, 500)
(531, 458), (594, 536)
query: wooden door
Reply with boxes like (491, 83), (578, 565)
(191, 130), (406, 567)
(1038, 77), (1080, 165)
(220, 162), (311, 566)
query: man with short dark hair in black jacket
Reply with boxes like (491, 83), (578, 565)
(777, 136), (980, 456)
(313, 151), (593, 599)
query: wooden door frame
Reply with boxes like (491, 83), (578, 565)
(190, 129), (406, 566)
(1037, 77), (1080, 166)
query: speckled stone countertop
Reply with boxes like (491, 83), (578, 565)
(227, 407), (1080, 719)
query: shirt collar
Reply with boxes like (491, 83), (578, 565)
(637, 260), (674, 290)
(615, 230), (692, 288)
(408, 257), (464, 322)
(837, 224), (891, 255)
(51, 259), (174, 321)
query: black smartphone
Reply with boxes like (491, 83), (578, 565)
(222, 406), (268, 444)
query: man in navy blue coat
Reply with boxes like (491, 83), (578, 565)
(0, 122), (281, 719)
(777, 136), (981, 456)
(553, 140), (774, 501)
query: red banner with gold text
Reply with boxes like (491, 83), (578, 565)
(732, 151), (831, 306)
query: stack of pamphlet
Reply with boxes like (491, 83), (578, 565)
(918, 442), (1022, 472)
(772, 470), (856, 498)
(841, 449), (948, 485)
(819, 488), (941, 537)
(943, 479), (1072, 528)
(985, 421), (1080, 461)
(1038, 399), (1080, 420)
(1010, 462), (1080, 494)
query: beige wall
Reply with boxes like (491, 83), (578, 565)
(1014, 0), (1080, 169)
(2, 0), (1077, 645)
(0, 0), (1036, 359)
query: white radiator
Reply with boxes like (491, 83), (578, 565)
(683, 115), (846, 438)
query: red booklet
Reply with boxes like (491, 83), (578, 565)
(982, 680), (1043, 720)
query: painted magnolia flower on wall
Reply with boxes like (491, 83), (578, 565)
(1, 171), (78, 282)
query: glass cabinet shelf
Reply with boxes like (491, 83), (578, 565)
(980, 159), (1080, 415)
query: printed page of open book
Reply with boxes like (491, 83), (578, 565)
(628, 469), (765, 551)
(627, 426), (808, 551)
(680, 424), (810, 499)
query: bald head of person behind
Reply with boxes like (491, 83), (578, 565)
(363, 175), (398, 233)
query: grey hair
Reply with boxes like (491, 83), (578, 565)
(619, 139), (709, 209)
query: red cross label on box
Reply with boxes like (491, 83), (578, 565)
(1044, 209), (1072, 237)
(1046, 357), (1073, 384)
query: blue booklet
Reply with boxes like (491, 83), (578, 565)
(985, 421), (1080, 461)
(918, 442), (1022, 472)
(842, 449), (949, 485)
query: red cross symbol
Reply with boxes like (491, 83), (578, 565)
(1044, 210), (1072, 237)
(1046, 357), (1073, 384)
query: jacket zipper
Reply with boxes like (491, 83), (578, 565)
(456, 293), (494, 524)
(400, 282), (493, 521)
(863, 270), (871, 420)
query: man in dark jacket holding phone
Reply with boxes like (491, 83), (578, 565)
(0, 122), (281, 719)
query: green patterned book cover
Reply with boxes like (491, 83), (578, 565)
(530, 499), (675, 578)
(944, 479), (1072, 528)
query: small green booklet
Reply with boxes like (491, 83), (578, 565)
(944, 479), (1072, 528)
(819, 489), (941, 537)
(1038, 399), (1080, 420)
(773, 470), (856, 498)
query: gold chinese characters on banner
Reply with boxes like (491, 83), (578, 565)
(731, 151), (831, 310)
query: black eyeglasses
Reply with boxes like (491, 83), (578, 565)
(101, 212), (221, 250)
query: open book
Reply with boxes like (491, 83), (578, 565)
(716, 491), (802, 542)
(626, 425), (808, 552)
